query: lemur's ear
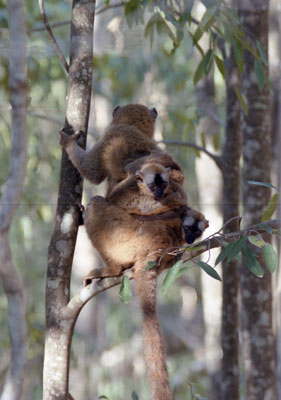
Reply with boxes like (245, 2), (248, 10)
(135, 170), (143, 182)
(112, 105), (121, 118)
(149, 107), (158, 121)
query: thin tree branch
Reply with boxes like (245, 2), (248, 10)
(29, 19), (71, 33)
(61, 271), (133, 320)
(160, 139), (223, 170)
(27, 111), (99, 138)
(62, 219), (281, 322)
(31, 2), (125, 33)
(38, 0), (69, 72)
(27, 111), (64, 125)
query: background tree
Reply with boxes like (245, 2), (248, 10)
(239, 0), (277, 398)
(0, 0), (28, 399)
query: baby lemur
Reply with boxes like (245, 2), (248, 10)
(107, 153), (187, 215)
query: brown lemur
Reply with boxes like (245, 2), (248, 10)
(59, 103), (170, 189)
(59, 103), (206, 236)
(82, 195), (208, 400)
(59, 103), (208, 400)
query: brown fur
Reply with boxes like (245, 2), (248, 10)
(60, 104), (207, 399)
(108, 161), (187, 215)
(83, 196), (208, 400)
(59, 104), (162, 186)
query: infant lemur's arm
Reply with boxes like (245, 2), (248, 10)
(107, 158), (187, 216)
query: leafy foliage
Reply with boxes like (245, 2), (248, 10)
(122, 0), (270, 113)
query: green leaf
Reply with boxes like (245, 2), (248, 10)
(197, 261), (222, 281)
(254, 59), (265, 91)
(235, 36), (256, 57)
(232, 37), (244, 74)
(119, 276), (132, 303)
(215, 241), (236, 266)
(241, 245), (264, 277)
(132, 390), (139, 400)
(99, 396), (109, 400)
(262, 194), (279, 222)
(257, 40), (268, 66)
(212, 132), (219, 151)
(226, 237), (247, 263)
(248, 180), (277, 190)
(124, 0), (144, 28)
(144, 21), (155, 47)
(203, 49), (213, 75)
(184, 245), (207, 252)
(193, 26), (204, 44)
(201, 132), (206, 148)
(201, 6), (217, 28)
(145, 261), (156, 270)
(214, 55), (226, 78)
(162, 260), (185, 295)
(248, 235), (265, 248)
(262, 243), (278, 273)
(234, 86), (248, 115)
(193, 57), (205, 85)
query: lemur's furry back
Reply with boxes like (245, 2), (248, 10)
(60, 104), (160, 185)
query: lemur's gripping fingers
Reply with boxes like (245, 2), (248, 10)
(181, 210), (209, 245)
(59, 128), (82, 148)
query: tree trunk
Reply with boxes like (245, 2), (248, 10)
(220, 46), (241, 400)
(42, 1), (95, 399)
(0, 0), (28, 398)
(239, 1), (277, 399)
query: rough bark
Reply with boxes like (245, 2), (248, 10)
(0, 0), (28, 399)
(220, 46), (241, 400)
(42, 1), (95, 399)
(239, 1), (277, 399)
(274, 3), (281, 398)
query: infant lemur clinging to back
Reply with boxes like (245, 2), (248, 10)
(60, 104), (208, 400)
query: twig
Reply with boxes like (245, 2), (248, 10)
(205, 109), (225, 126)
(38, 0), (69, 72)
(31, 2), (125, 33)
(28, 111), (63, 125)
(160, 139), (223, 170)
(29, 19), (70, 33)
(27, 111), (99, 138)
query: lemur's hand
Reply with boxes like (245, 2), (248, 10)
(59, 129), (82, 148)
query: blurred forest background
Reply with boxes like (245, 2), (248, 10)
(0, 0), (281, 399)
